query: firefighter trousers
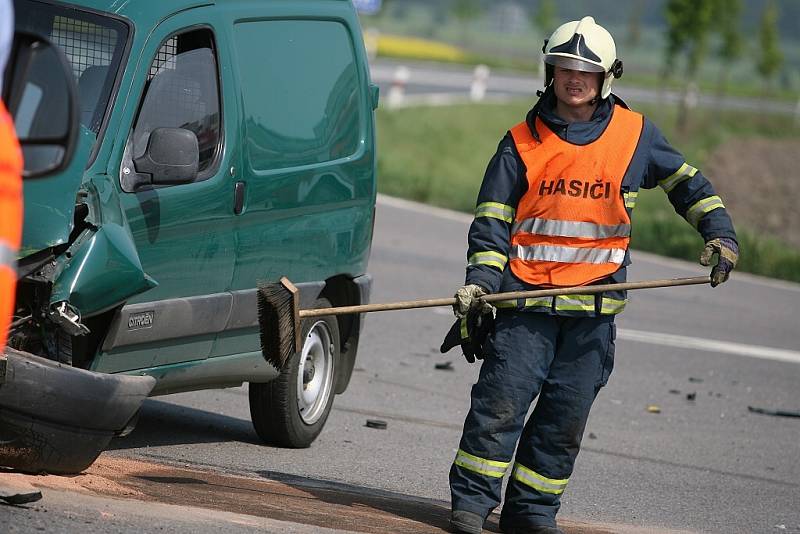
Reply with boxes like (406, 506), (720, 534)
(450, 311), (616, 529)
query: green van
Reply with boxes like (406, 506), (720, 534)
(9, 0), (378, 449)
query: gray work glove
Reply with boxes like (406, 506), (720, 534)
(700, 237), (739, 287)
(453, 284), (493, 318)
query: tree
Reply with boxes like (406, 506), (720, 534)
(525, 0), (556, 74)
(452, 0), (481, 45)
(627, 0), (644, 48)
(528, 0), (556, 40)
(662, 0), (716, 132)
(713, 0), (743, 99)
(756, 0), (783, 91)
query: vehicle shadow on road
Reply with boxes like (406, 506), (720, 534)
(254, 469), (503, 533)
(107, 399), (262, 450)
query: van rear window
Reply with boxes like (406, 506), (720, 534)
(233, 20), (361, 171)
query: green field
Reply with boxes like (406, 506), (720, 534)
(376, 101), (800, 282)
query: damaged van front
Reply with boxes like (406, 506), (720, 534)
(1, 2), (156, 475)
(3, 0), (378, 472)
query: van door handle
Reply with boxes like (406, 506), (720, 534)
(233, 181), (245, 215)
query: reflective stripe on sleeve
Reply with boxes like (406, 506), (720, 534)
(512, 218), (631, 239)
(475, 202), (516, 223)
(623, 191), (638, 209)
(659, 162), (698, 193)
(511, 463), (568, 494)
(469, 250), (508, 270)
(0, 241), (17, 270)
(511, 244), (626, 265)
(454, 449), (510, 478)
(555, 294), (595, 312)
(600, 297), (627, 314)
(686, 196), (725, 227)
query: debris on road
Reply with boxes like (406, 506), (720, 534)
(686, 392), (697, 401)
(646, 405), (661, 414)
(669, 389), (681, 395)
(0, 477), (43, 505)
(588, 432), (597, 440)
(748, 406), (800, 419)
(689, 377), (704, 383)
(365, 419), (388, 429)
(435, 361), (454, 371)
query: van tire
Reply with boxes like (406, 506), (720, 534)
(249, 298), (339, 448)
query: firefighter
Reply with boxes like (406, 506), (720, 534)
(0, 0), (22, 352)
(447, 16), (738, 534)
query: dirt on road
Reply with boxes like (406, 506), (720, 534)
(705, 138), (800, 248)
(0, 455), (694, 534)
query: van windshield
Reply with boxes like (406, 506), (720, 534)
(14, 0), (129, 152)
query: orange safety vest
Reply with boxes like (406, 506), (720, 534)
(508, 106), (643, 288)
(0, 100), (23, 349)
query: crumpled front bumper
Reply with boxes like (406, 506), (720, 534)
(0, 349), (155, 474)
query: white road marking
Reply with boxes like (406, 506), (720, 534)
(618, 328), (800, 365)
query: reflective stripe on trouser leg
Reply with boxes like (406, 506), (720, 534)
(450, 312), (559, 517)
(500, 316), (616, 529)
(511, 463), (568, 494)
(454, 449), (510, 478)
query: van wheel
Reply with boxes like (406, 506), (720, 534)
(249, 298), (339, 448)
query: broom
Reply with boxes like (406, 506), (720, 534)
(257, 275), (710, 369)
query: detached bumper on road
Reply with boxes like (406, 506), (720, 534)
(0, 348), (155, 474)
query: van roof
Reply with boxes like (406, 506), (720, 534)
(70, 0), (214, 16)
(69, 0), (351, 17)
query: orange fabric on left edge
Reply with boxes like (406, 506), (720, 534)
(0, 99), (24, 349)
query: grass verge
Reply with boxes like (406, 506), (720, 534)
(376, 101), (800, 283)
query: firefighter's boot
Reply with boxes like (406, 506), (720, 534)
(450, 509), (484, 534)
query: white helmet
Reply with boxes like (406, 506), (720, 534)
(543, 16), (623, 99)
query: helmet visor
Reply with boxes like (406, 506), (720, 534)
(544, 54), (605, 73)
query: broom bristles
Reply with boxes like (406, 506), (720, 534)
(257, 280), (298, 369)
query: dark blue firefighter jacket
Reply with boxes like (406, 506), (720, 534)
(465, 87), (738, 317)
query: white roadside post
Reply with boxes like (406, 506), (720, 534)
(470, 64), (490, 102)
(387, 65), (409, 109)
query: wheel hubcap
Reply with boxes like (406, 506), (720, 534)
(296, 320), (334, 425)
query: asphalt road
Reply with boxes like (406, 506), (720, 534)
(4, 196), (799, 533)
(370, 59), (799, 115)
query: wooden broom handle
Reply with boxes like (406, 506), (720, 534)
(298, 276), (710, 318)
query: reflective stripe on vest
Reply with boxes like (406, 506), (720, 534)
(511, 218), (630, 239)
(454, 449), (510, 478)
(511, 463), (568, 494)
(511, 244), (626, 265)
(508, 106), (644, 287)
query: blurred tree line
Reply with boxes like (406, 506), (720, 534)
(368, 0), (793, 130)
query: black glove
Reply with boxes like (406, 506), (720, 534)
(700, 237), (739, 287)
(440, 308), (495, 363)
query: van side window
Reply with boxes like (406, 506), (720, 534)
(131, 29), (221, 176)
(233, 20), (361, 171)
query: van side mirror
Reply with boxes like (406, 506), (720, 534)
(131, 127), (199, 190)
(2, 31), (79, 179)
